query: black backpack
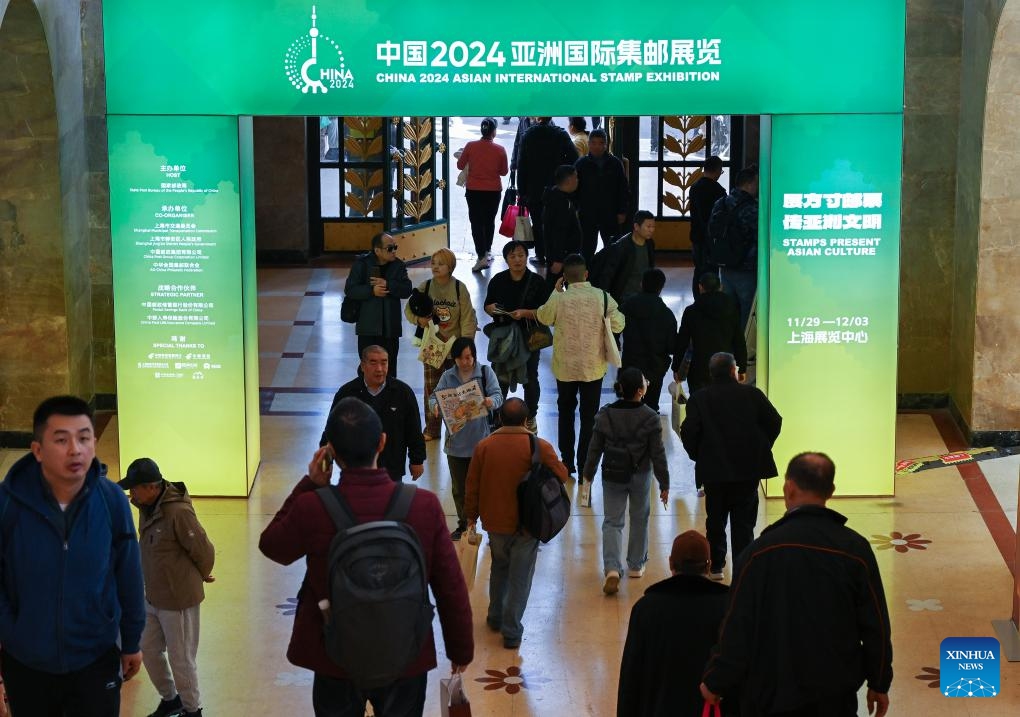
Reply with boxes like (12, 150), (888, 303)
(516, 434), (571, 543)
(708, 194), (753, 268)
(600, 409), (643, 483)
(316, 484), (435, 689)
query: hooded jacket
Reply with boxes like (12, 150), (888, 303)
(0, 454), (144, 673)
(583, 400), (669, 491)
(133, 480), (215, 610)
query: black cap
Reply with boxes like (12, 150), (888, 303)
(118, 458), (163, 489)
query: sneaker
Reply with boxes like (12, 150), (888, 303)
(146, 697), (183, 717)
(628, 566), (645, 578)
(450, 527), (465, 541)
(471, 257), (487, 272)
(710, 571), (725, 581)
(503, 636), (521, 649)
(603, 570), (621, 595)
(578, 482), (591, 508)
(525, 417), (538, 433)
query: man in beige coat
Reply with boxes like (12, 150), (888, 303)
(120, 458), (215, 717)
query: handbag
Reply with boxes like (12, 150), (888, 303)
(340, 295), (359, 324)
(500, 184), (518, 219)
(499, 203), (523, 238)
(514, 211), (534, 244)
(524, 319), (552, 351)
(418, 323), (455, 369)
(601, 290), (622, 367)
(440, 672), (472, 717)
(668, 380), (687, 439)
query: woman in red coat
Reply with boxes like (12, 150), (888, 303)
(457, 117), (509, 272)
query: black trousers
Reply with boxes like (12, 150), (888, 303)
(2, 646), (122, 717)
(556, 377), (603, 472)
(357, 335), (400, 377)
(498, 349), (541, 418)
(312, 672), (427, 717)
(524, 197), (546, 260)
(466, 189), (501, 256)
(704, 479), (759, 572)
(581, 218), (623, 260)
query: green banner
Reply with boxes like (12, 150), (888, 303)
(104, 0), (905, 116)
(108, 115), (259, 496)
(766, 114), (902, 496)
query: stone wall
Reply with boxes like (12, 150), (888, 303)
(0, 0), (68, 434)
(952, 0), (1008, 434)
(898, 0), (963, 398)
(81, 0), (115, 401)
(972, 0), (1020, 441)
(0, 0), (97, 436)
(254, 117), (310, 262)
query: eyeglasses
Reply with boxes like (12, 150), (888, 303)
(384, 244), (399, 253)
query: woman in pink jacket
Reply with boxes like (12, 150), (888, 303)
(457, 117), (509, 272)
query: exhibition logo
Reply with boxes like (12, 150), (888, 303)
(284, 5), (354, 93)
(940, 637), (999, 697)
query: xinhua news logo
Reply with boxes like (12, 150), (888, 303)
(940, 637), (999, 697)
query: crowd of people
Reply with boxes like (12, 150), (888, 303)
(0, 118), (892, 717)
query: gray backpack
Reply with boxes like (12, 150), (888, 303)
(316, 484), (435, 688)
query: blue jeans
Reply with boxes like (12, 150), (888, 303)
(721, 267), (757, 333)
(487, 532), (539, 642)
(601, 469), (652, 574)
(312, 672), (427, 717)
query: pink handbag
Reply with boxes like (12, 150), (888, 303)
(499, 203), (527, 238)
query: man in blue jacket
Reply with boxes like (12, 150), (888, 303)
(0, 395), (145, 716)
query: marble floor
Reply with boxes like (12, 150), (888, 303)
(3, 250), (1019, 716)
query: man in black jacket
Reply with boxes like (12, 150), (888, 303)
(672, 272), (746, 395)
(689, 155), (727, 296)
(701, 452), (892, 717)
(542, 165), (583, 284)
(517, 117), (579, 265)
(342, 232), (413, 376)
(575, 129), (630, 258)
(320, 346), (426, 482)
(590, 209), (656, 304)
(620, 269), (676, 413)
(618, 531), (730, 717)
(680, 352), (781, 578)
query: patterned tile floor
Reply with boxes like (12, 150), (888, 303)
(2, 252), (1019, 715)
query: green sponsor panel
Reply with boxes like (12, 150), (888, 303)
(104, 0), (904, 116)
(766, 114), (902, 496)
(109, 115), (257, 496)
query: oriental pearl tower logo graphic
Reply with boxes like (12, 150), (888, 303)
(284, 6), (354, 93)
